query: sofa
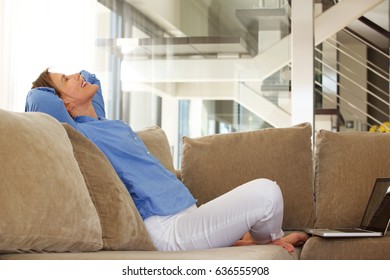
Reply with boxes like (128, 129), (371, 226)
(0, 108), (389, 260)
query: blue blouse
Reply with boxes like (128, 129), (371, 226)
(25, 70), (196, 220)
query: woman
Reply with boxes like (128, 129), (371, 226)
(26, 68), (308, 252)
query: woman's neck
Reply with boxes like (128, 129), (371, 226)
(69, 103), (98, 119)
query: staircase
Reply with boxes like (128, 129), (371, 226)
(117, 0), (388, 131)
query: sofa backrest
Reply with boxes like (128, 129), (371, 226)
(314, 129), (390, 228)
(0, 109), (102, 253)
(64, 124), (156, 251)
(136, 126), (177, 175)
(180, 123), (315, 230)
(0, 108), (158, 253)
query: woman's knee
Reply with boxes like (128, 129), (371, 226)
(243, 178), (283, 203)
(245, 179), (285, 243)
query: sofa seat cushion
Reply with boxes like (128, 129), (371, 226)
(0, 245), (302, 260)
(301, 235), (390, 259)
(314, 130), (390, 228)
(63, 125), (155, 251)
(0, 110), (102, 253)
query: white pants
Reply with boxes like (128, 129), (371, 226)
(144, 178), (284, 251)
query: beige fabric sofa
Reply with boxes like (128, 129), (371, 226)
(0, 109), (389, 260)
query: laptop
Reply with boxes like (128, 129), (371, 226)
(305, 177), (390, 238)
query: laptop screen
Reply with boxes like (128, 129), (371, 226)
(361, 178), (390, 233)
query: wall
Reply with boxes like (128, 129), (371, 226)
(338, 32), (368, 131)
(0, 0), (97, 112)
(367, 48), (390, 126)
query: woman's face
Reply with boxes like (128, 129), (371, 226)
(50, 72), (98, 105)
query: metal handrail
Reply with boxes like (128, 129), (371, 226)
(343, 27), (389, 57)
(313, 21), (389, 131)
(314, 85), (374, 129)
(315, 80), (383, 127)
(324, 35), (389, 80)
(315, 55), (390, 108)
(315, 47), (389, 102)
(315, 66), (389, 121)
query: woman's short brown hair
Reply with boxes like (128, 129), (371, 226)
(31, 68), (61, 96)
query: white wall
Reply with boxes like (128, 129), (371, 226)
(0, 0), (97, 112)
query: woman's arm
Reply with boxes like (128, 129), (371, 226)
(80, 70), (106, 119)
(25, 70), (105, 128)
(25, 87), (78, 129)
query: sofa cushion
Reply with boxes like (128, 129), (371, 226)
(63, 124), (156, 251)
(314, 130), (390, 228)
(181, 123), (315, 230)
(136, 126), (176, 174)
(0, 110), (102, 253)
(301, 235), (390, 259)
(0, 245), (302, 260)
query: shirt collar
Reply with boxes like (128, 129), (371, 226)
(74, 116), (106, 123)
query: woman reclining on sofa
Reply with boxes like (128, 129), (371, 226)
(25, 68), (308, 252)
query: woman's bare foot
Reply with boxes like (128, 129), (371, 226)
(233, 232), (256, 246)
(233, 232), (309, 253)
(270, 232), (309, 252)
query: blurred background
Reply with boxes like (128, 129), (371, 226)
(0, 0), (389, 166)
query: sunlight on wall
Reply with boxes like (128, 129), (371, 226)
(0, 0), (97, 112)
